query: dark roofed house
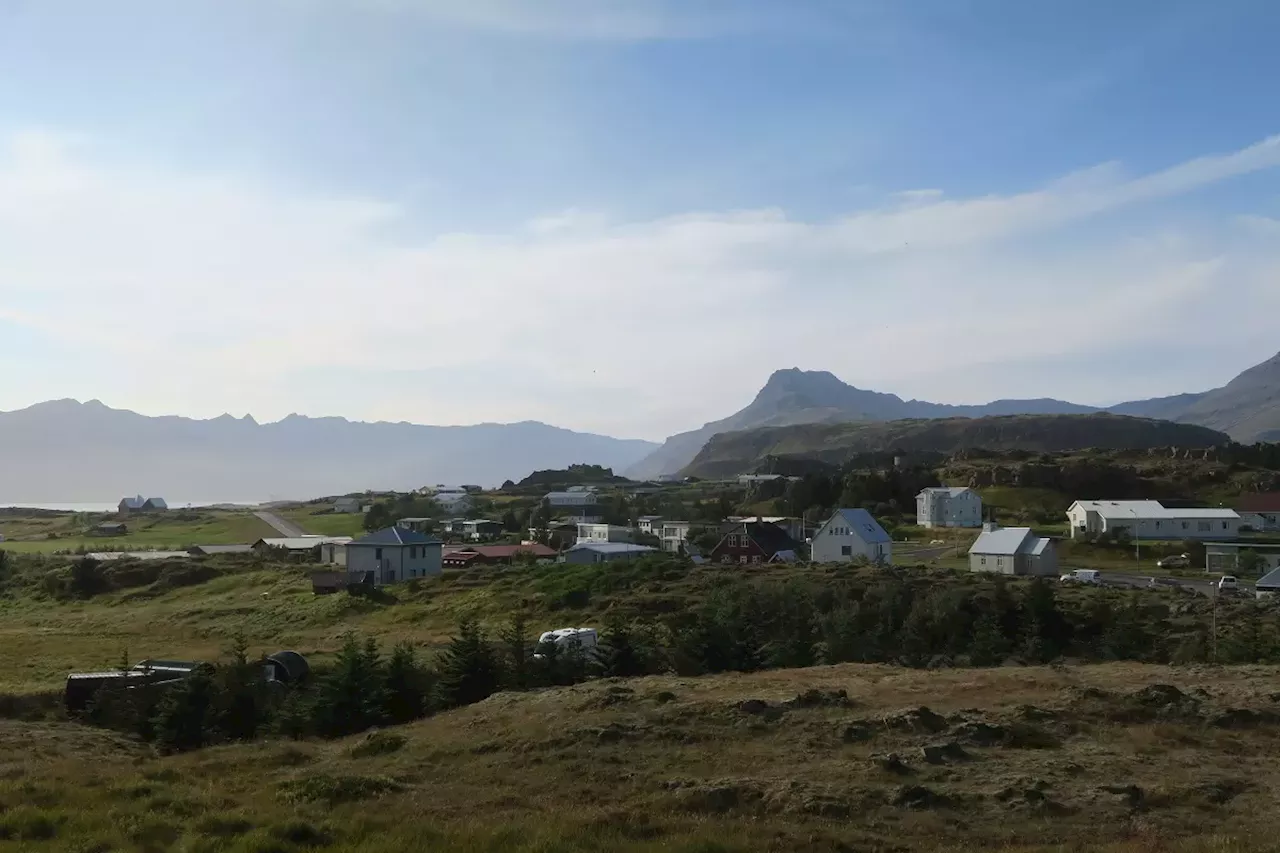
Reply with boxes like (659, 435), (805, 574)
(1237, 494), (1280, 532)
(442, 543), (558, 568)
(310, 571), (346, 595)
(118, 496), (168, 515)
(710, 522), (804, 565)
(94, 522), (128, 536)
(345, 527), (443, 586)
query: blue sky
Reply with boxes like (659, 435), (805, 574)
(1, 0), (1278, 440)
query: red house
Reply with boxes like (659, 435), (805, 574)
(710, 522), (804, 565)
(442, 543), (558, 568)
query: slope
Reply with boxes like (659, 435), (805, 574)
(681, 413), (1230, 479)
(1167, 350), (1280, 442)
(624, 369), (1098, 479)
(0, 400), (657, 502)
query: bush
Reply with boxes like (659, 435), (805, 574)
(277, 774), (403, 805)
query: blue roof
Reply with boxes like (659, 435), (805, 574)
(1257, 567), (1280, 589)
(349, 527), (442, 547)
(832, 509), (891, 544)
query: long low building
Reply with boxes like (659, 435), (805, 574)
(1067, 500), (1242, 541)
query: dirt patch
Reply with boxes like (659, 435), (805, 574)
(894, 785), (953, 810)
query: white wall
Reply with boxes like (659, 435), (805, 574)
(810, 517), (891, 564)
(917, 490), (982, 528)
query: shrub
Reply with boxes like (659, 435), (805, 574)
(277, 774), (403, 805)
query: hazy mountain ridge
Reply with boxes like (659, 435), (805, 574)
(0, 400), (657, 502)
(681, 414), (1231, 479)
(625, 353), (1280, 478)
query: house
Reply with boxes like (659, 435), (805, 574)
(118, 495), (168, 515)
(810, 509), (892, 565)
(433, 490), (473, 513)
(93, 522), (128, 536)
(658, 521), (692, 553)
(576, 523), (635, 545)
(310, 571), (346, 594)
(318, 541), (347, 565)
(1235, 494), (1280, 532)
(461, 519), (503, 540)
(637, 516), (664, 536)
(710, 522), (804, 565)
(396, 517), (434, 533)
(333, 497), (362, 514)
(1255, 566), (1280, 598)
(441, 543), (558, 568)
(252, 536), (352, 561)
(726, 516), (804, 542)
(1206, 543), (1280, 577)
(968, 524), (1057, 576)
(916, 487), (983, 528)
(562, 542), (657, 564)
(544, 490), (599, 508)
(1067, 500), (1242, 541)
(187, 544), (253, 556)
(345, 526), (443, 585)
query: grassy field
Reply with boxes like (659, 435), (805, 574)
(0, 510), (277, 554)
(4, 662), (1280, 851)
(279, 507), (366, 538)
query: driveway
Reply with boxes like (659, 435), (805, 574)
(255, 510), (307, 538)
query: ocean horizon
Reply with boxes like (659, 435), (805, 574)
(0, 501), (272, 513)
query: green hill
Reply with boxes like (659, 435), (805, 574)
(681, 414), (1230, 479)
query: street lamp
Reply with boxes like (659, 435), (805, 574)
(1132, 508), (1140, 564)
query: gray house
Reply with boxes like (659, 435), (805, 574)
(345, 526), (443, 585)
(968, 524), (1057, 576)
(562, 542), (657, 564)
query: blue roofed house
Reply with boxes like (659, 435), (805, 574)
(345, 527), (443, 586)
(968, 523), (1057, 576)
(810, 509), (892, 565)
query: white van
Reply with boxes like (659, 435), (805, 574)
(1218, 576), (1238, 593)
(1059, 569), (1102, 585)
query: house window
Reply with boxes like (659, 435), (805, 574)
(1222, 522), (1229, 530)
(726, 534), (737, 547)
(1182, 522), (1189, 529)
(981, 557), (987, 566)
(739, 556), (748, 565)
(1198, 522), (1211, 532)
(375, 548), (383, 561)
(721, 555), (731, 564)
(841, 545), (852, 557)
(751, 555), (761, 564)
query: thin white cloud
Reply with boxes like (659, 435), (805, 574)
(1, 129), (1278, 438)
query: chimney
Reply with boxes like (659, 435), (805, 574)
(982, 521), (1000, 532)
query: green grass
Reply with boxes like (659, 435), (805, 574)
(0, 510), (276, 554)
(279, 508), (366, 538)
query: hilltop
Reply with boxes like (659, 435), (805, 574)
(681, 413), (1230, 479)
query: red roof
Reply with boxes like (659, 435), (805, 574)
(443, 544), (558, 563)
(1237, 494), (1280, 513)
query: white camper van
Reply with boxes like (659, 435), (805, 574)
(534, 627), (598, 658)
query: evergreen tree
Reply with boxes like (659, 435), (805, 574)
(216, 633), (266, 741)
(153, 665), (217, 752)
(384, 642), (434, 724)
(1020, 578), (1069, 663)
(597, 616), (642, 678)
(499, 615), (533, 690)
(438, 618), (501, 707)
(312, 633), (387, 737)
(968, 608), (1010, 666)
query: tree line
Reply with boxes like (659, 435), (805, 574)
(79, 567), (1280, 752)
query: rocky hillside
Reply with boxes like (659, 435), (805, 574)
(681, 414), (1230, 479)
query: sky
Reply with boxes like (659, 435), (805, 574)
(1, 0), (1279, 442)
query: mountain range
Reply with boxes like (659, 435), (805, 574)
(0, 400), (656, 503)
(624, 350), (1280, 478)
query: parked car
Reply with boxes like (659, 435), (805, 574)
(1060, 569), (1102, 585)
(1157, 554), (1191, 569)
(1217, 576), (1239, 593)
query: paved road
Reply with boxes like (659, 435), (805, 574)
(1096, 571), (1252, 598)
(255, 510), (307, 538)
(898, 546), (956, 561)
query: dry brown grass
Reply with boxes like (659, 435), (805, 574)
(4, 663), (1280, 851)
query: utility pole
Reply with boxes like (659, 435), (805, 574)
(1211, 583), (1219, 664)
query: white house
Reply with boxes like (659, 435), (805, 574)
(433, 490), (473, 513)
(1066, 500), (1242, 541)
(810, 508), (892, 565)
(333, 497), (362, 514)
(562, 542), (657, 564)
(576, 523), (635, 545)
(637, 516), (664, 536)
(658, 520), (692, 553)
(545, 490), (599, 508)
(968, 524), (1057, 576)
(916, 487), (983, 528)
(345, 526), (443, 585)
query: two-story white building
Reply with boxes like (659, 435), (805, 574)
(916, 487), (983, 528)
(658, 521), (692, 553)
(810, 509), (892, 565)
(575, 523), (635, 545)
(1066, 500), (1242, 541)
(637, 516), (664, 536)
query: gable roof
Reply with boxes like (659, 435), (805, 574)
(120, 495), (166, 509)
(1070, 500), (1240, 520)
(566, 542), (656, 555)
(1237, 493), (1280, 514)
(1257, 567), (1280, 590)
(723, 521), (803, 557)
(451, 544), (558, 559)
(919, 487), (972, 498)
(350, 527), (443, 547)
(970, 527), (1039, 556)
(256, 536), (353, 550)
(827, 509), (891, 544)
(189, 544), (254, 555)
